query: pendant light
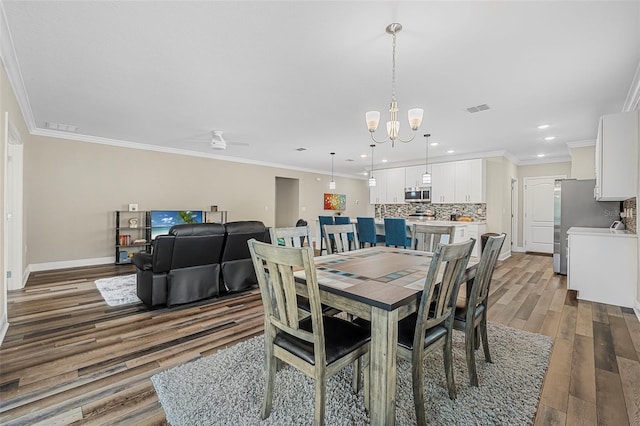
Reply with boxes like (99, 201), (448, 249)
(365, 23), (424, 147)
(422, 134), (432, 185)
(368, 144), (376, 187)
(329, 152), (336, 190)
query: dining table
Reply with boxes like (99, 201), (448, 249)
(293, 246), (478, 426)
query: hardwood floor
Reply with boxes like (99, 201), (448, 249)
(1, 253), (639, 425)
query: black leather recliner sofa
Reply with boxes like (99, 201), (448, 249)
(221, 221), (269, 292)
(132, 223), (226, 307)
(132, 221), (268, 308)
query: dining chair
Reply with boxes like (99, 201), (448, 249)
(411, 224), (456, 252)
(453, 233), (506, 386)
(384, 217), (412, 248)
(356, 217), (385, 248)
(318, 216), (335, 254)
(269, 225), (314, 249)
(323, 223), (360, 254)
(334, 216), (354, 246)
(248, 239), (370, 426)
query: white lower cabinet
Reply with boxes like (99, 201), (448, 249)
(567, 227), (637, 308)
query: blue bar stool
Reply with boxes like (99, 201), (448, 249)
(356, 217), (385, 248)
(384, 218), (412, 248)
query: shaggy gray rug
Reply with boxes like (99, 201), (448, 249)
(94, 274), (140, 306)
(151, 323), (552, 425)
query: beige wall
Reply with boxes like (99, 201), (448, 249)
(517, 162), (571, 247)
(24, 136), (371, 266)
(570, 145), (596, 179)
(485, 157), (514, 256)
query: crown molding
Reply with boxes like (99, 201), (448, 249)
(518, 154), (571, 166)
(31, 128), (367, 180)
(566, 139), (596, 149)
(623, 59), (640, 112)
(0, 1), (36, 131)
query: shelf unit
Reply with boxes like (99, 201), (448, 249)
(115, 210), (151, 264)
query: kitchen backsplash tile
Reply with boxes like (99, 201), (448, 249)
(374, 203), (487, 221)
(622, 197), (636, 233)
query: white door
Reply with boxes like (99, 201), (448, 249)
(524, 176), (564, 253)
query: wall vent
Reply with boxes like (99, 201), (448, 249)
(45, 121), (79, 132)
(466, 104), (490, 114)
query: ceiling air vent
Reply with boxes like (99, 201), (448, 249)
(45, 121), (78, 132)
(466, 104), (490, 114)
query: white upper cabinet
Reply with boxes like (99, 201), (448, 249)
(454, 159), (486, 203)
(405, 165), (430, 188)
(386, 168), (406, 204)
(431, 162), (456, 203)
(594, 110), (638, 201)
(431, 159), (485, 204)
(369, 169), (388, 204)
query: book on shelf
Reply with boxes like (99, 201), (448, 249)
(132, 239), (147, 245)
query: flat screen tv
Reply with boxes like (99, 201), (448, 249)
(151, 210), (204, 239)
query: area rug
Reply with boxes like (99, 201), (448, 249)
(94, 274), (140, 306)
(151, 322), (552, 425)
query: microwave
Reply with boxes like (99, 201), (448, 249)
(404, 187), (431, 202)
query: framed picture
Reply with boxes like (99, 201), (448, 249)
(324, 193), (346, 211)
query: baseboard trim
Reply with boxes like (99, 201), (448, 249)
(512, 246), (525, 253)
(28, 257), (114, 273)
(498, 250), (511, 261)
(0, 315), (8, 346)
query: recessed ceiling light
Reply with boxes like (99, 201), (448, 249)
(537, 124), (550, 129)
(381, 159), (388, 163)
(360, 154), (367, 158)
(430, 142), (439, 146)
(295, 147), (307, 151)
(544, 136), (556, 141)
(447, 150), (455, 154)
(346, 158), (354, 162)
(537, 154), (545, 158)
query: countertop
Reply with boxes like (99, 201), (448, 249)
(567, 226), (637, 238)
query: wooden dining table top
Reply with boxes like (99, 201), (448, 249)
(294, 246), (478, 311)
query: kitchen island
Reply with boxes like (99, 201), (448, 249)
(567, 226), (637, 308)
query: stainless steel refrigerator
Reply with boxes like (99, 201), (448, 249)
(553, 179), (620, 274)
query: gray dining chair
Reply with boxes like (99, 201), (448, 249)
(269, 225), (314, 249)
(248, 239), (370, 426)
(323, 223), (360, 254)
(453, 233), (506, 386)
(411, 223), (455, 252)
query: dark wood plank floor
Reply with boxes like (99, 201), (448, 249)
(1, 253), (639, 425)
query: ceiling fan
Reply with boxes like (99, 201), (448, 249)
(184, 130), (249, 150)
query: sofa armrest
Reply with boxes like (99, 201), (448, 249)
(132, 252), (152, 270)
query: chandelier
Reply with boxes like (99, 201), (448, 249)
(366, 23), (424, 147)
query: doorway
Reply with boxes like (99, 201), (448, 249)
(275, 177), (299, 228)
(511, 178), (518, 250)
(523, 175), (565, 253)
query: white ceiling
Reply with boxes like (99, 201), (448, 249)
(2, 1), (639, 177)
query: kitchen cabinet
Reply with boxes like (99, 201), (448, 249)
(405, 165), (430, 188)
(431, 162), (456, 203)
(567, 227), (637, 308)
(369, 168), (405, 204)
(369, 169), (388, 204)
(594, 110), (638, 201)
(432, 160), (485, 204)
